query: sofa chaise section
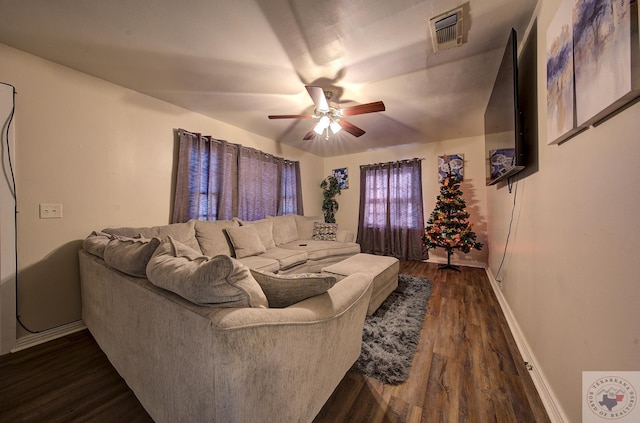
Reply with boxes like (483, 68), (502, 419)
(79, 249), (373, 423)
(263, 214), (360, 273)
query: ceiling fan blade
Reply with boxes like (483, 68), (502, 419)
(302, 129), (316, 140)
(268, 114), (313, 119)
(340, 120), (366, 137)
(305, 85), (329, 112)
(341, 101), (386, 116)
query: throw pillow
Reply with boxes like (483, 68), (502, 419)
(294, 215), (323, 240)
(103, 236), (162, 277)
(237, 218), (276, 249)
(194, 219), (239, 257)
(266, 214), (299, 245)
(102, 220), (201, 253)
(249, 269), (337, 308)
(146, 236), (269, 308)
(312, 222), (338, 241)
(225, 225), (267, 258)
(82, 231), (111, 258)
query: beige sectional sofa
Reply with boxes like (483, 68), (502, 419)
(79, 215), (370, 423)
(102, 214), (360, 274)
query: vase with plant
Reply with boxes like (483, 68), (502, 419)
(320, 175), (341, 223)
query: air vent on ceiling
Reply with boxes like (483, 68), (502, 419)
(429, 6), (465, 53)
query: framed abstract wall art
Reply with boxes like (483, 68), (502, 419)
(489, 149), (515, 180)
(332, 167), (348, 189)
(438, 154), (464, 182)
(546, 0), (639, 145)
(547, 0), (582, 144)
(574, 0), (639, 127)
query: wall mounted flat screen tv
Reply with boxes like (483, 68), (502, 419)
(484, 28), (525, 186)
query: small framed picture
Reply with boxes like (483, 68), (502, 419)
(332, 167), (348, 189)
(489, 149), (515, 180)
(438, 154), (464, 182)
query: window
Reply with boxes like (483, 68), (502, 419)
(357, 158), (427, 260)
(189, 139), (237, 221)
(280, 160), (301, 215)
(173, 130), (302, 222)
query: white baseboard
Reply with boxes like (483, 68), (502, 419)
(484, 267), (568, 423)
(11, 320), (86, 353)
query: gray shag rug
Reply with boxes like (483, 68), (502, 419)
(355, 274), (433, 385)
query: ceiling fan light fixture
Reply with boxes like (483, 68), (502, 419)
(314, 115), (330, 134)
(329, 120), (342, 134)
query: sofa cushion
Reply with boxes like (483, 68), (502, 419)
(103, 236), (162, 277)
(102, 220), (201, 253)
(82, 231), (111, 258)
(259, 247), (308, 271)
(146, 237), (268, 308)
(235, 255), (280, 273)
(312, 222), (338, 241)
(266, 214), (299, 245)
(294, 215), (323, 240)
(225, 225), (267, 258)
(237, 218), (276, 250)
(194, 219), (238, 257)
(279, 240), (361, 261)
(335, 229), (355, 243)
(249, 269), (336, 308)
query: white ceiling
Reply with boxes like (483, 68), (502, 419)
(0, 0), (536, 157)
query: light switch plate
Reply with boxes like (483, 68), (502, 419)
(39, 203), (63, 219)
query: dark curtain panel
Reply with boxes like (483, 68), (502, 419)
(279, 159), (303, 216)
(238, 146), (279, 221)
(357, 158), (427, 260)
(237, 147), (303, 220)
(172, 130), (238, 222)
(173, 129), (302, 223)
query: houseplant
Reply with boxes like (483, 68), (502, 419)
(320, 175), (341, 223)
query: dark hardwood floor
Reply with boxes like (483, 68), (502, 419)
(0, 261), (549, 422)
(0, 328), (153, 423)
(314, 261), (550, 423)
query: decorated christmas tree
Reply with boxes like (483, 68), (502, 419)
(423, 169), (483, 271)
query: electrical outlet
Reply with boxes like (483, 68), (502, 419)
(39, 203), (63, 219)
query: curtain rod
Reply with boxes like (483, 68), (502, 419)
(178, 128), (299, 164)
(360, 157), (425, 168)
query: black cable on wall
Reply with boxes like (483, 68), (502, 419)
(1, 81), (71, 334)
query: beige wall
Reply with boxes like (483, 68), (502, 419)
(486, 1), (640, 421)
(324, 137), (489, 267)
(1, 83), (17, 354)
(0, 43), (323, 341)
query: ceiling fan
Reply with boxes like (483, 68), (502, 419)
(268, 86), (385, 140)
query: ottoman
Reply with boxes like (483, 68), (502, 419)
(322, 253), (399, 315)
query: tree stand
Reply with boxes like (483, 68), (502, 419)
(437, 249), (460, 271)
